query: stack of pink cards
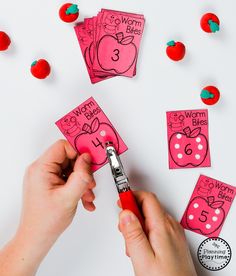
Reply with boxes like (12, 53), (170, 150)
(74, 9), (145, 84)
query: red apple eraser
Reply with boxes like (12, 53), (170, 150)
(166, 40), (186, 61)
(59, 3), (79, 23)
(30, 59), (51, 79)
(200, 86), (220, 105)
(201, 13), (220, 33)
(0, 31), (11, 51)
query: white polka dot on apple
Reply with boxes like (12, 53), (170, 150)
(100, 130), (106, 137)
(189, 215), (194, 220)
(176, 134), (182, 139)
(196, 137), (201, 143)
(215, 209), (220, 215)
(193, 203), (199, 208)
(177, 153), (183, 159)
(175, 144), (180, 149)
(198, 144), (203, 150)
(212, 216), (218, 222)
(206, 224), (211, 229)
(195, 154), (201, 160)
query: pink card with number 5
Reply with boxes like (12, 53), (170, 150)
(181, 175), (236, 237)
(166, 109), (211, 169)
(55, 97), (128, 172)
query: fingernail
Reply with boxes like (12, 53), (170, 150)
(121, 212), (135, 226)
(82, 153), (92, 164)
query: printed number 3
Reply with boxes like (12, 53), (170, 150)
(199, 210), (209, 222)
(111, 49), (120, 62)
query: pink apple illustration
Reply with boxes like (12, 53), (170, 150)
(74, 117), (119, 165)
(97, 32), (137, 74)
(61, 115), (81, 136)
(84, 42), (94, 68)
(186, 196), (225, 235)
(169, 127), (208, 167)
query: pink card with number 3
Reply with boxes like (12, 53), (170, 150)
(55, 97), (128, 172)
(166, 109), (211, 169)
(181, 175), (236, 237)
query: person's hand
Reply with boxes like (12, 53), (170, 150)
(118, 191), (197, 276)
(19, 139), (96, 240)
(0, 140), (96, 276)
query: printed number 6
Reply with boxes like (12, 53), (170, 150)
(111, 49), (120, 62)
(185, 143), (193, 155)
(199, 210), (209, 223)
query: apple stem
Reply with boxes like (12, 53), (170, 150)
(66, 4), (79, 15)
(116, 32), (124, 43)
(201, 89), (214, 99)
(208, 20), (220, 33)
(183, 127), (191, 137)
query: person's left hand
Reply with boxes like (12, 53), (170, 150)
(0, 140), (96, 276)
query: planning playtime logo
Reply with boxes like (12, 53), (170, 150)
(197, 237), (231, 271)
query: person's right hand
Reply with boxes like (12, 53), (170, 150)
(118, 191), (197, 276)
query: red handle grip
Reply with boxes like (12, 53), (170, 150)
(119, 190), (145, 230)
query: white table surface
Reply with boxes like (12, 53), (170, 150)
(0, 0), (235, 275)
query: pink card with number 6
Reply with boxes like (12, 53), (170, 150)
(55, 97), (128, 172)
(181, 175), (236, 237)
(166, 109), (211, 169)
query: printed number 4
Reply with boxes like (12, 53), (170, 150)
(199, 210), (209, 222)
(111, 49), (120, 62)
(92, 137), (104, 149)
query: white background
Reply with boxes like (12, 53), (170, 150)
(0, 0), (235, 275)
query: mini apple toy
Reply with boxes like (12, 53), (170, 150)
(200, 86), (220, 105)
(74, 117), (119, 166)
(169, 127), (208, 167)
(59, 3), (79, 23)
(166, 40), (186, 61)
(0, 31), (11, 51)
(200, 13), (220, 33)
(186, 196), (225, 236)
(31, 59), (51, 79)
(97, 32), (137, 74)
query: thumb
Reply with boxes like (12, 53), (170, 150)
(119, 210), (154, 268)
(64, 153), (95, 202)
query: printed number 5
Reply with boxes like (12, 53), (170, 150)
(111, 49), (120, 62)
(199, 210), (209, 222)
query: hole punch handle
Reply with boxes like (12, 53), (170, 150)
(119, 190), (145, 230)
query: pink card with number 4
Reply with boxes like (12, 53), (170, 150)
(166, 109), (211, 169)
(55, 97), (128, 172)
(181, 175), (236, 237)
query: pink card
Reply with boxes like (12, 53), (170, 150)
(181, 175), (236, 237)
(92, 9), (145, 77)
(166, 109), (211, 169)
(74, 21), (114, 84)
(55, 97), (128, 172)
